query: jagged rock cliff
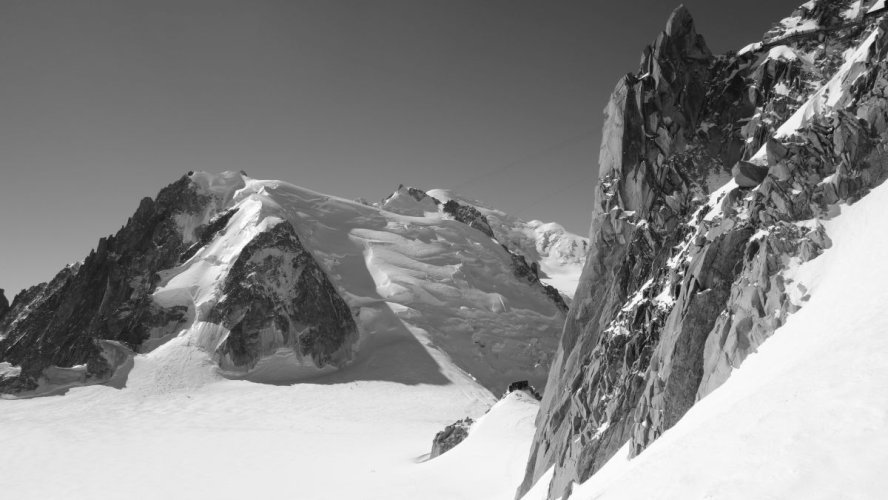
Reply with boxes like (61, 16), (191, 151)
(0, 176), (206, 393)
(520, 2), (888, 498)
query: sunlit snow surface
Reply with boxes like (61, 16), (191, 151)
(522, 181), (888, 500)
(0, 323), (539, 499)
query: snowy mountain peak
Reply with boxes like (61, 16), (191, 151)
(0, 172), (581, 398)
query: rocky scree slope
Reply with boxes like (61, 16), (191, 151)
(519, 1), (888, 498)
(0, 173), (575, 396)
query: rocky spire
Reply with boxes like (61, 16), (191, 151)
(518, 8), (722, 498)
(597, 5), (715, 218)
(520, 3), (888, 499)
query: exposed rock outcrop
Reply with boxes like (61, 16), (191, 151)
(429, 380), (541, 459)
(0, 176), (206, 393)
(507, 380), (542, 401)
(442, 199), (496, 238)
(0, 289), (8, 322)
(208, 221), (357, 372)
(430, 417), (474, 458)
(520, 3), (888, 498)
(505, 245), (569, 313)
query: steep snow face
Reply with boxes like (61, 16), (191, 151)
(558, 174), (888, 500)
(427, 189), (589, 298)
(151, 174), (567, 393)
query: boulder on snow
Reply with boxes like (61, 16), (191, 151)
(732, 161), (770, 187)
(429, 417), (473, 459)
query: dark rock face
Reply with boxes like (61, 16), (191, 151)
(407, 186), (441, 205)
(505, 245), (569, 314)
(0, 176), (206, 393)
(208, 221), (358, 372)
(732, 161), (770, 187)
(507, 380), (542, 401)
(0, 289), (8, 322)
(520, 5), (888, 499)
(430, 417), (474, 459)
(442, 199), (495, 238)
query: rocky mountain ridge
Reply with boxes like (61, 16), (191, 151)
(519, 1), (888, 498)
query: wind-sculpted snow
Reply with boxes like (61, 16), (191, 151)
(521, 2), (888, 498)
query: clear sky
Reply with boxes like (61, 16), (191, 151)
(0, 0), (804, 297)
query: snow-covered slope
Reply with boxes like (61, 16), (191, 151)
(0, 318), (540, 499)
(551, 171), (888, 500)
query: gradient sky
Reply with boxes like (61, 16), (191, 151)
(0, 0), (804, 297)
